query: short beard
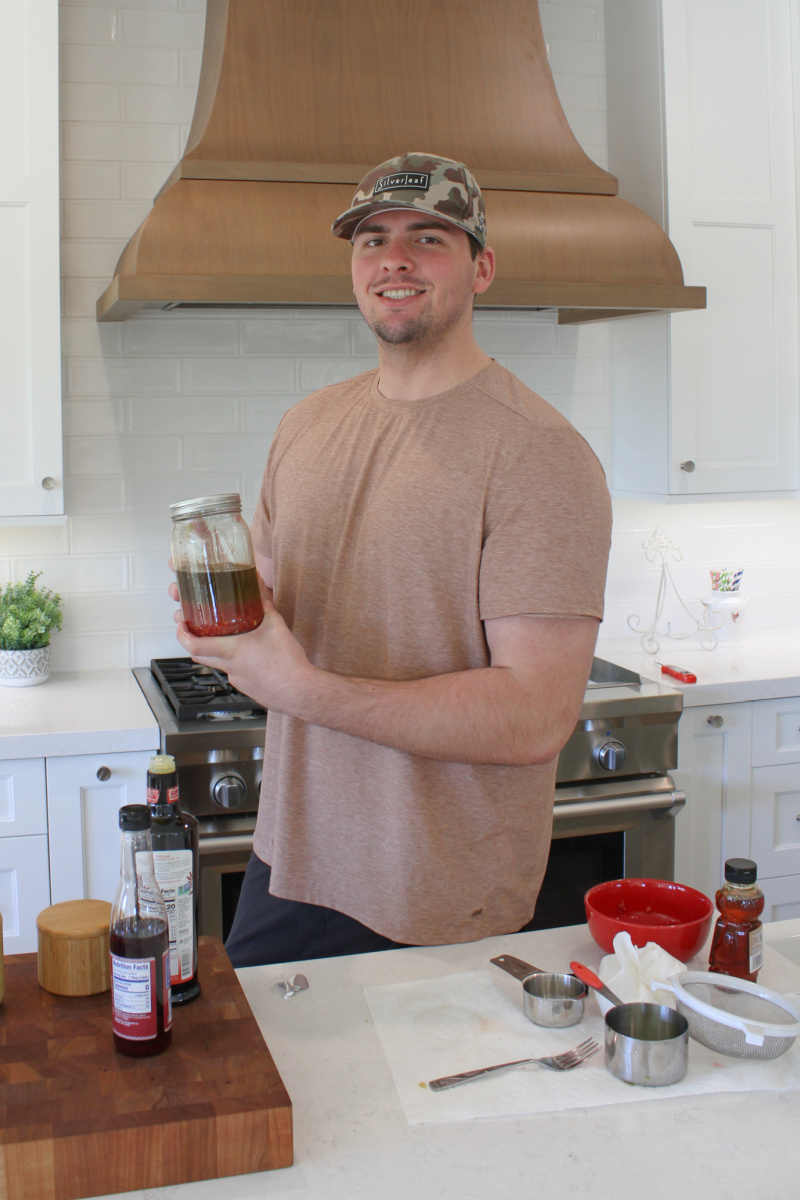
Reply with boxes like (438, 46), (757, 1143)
(367, 312), (433, 346)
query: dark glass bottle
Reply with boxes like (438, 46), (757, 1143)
(110, 805), (172, 1057)
(708, 857), (765, 982)
(147, 754), (201, 1005)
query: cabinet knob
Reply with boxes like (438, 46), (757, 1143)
(707, 715), (724, 729)
(96, 766), (112, 782)
(680, 460), (696, 474)
(41, 476), (56, 491)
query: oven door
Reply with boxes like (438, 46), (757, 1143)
(523, 775), (686, 931)
(197, 817), (255, 941)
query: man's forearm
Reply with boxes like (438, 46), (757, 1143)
(286, 662), (575, 766)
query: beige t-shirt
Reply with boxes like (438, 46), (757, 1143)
(250, 360), (612, 944)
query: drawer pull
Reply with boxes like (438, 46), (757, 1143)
(96, 766), (112, 782)
(707, 715), (724, 729)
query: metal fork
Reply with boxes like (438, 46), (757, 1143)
(428, 1037), (600, 1092)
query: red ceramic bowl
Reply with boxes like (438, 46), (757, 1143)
(584, 878), (715, 961)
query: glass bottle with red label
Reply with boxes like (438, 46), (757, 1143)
(148, 754), (201, 1005)
(110, 805), (172, 1057)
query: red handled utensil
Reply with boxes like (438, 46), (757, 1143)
(569, 961), (623, 1008)
(655, 663), (697, 684)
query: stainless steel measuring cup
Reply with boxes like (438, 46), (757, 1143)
(570, 960), (689, 1086)
(491, 954), (587, 1028)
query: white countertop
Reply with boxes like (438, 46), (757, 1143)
(97, 920), (800, 1200)
(0, 669), (159, 758)
(598, 625), (800, 706)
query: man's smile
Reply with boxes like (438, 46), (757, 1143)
(378, 287), (424, 299)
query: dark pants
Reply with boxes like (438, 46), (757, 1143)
(224, 853), (413, 967)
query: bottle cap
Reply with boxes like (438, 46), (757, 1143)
(148, 754), (176, 775)
(724, 857), (757, 885)
(119, 804), (151, 831)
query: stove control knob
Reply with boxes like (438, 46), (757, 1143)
(594, 739), (627, 772)
(212, 773), (247, 809)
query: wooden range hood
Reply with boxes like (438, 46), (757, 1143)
(96, 0), (705, 324)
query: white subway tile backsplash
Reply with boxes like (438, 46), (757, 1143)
(549, 71), (604, 111)
(125, 318), (238, 356)
(562, 108), (608, 148)
(120, 8), (205, 48)
(183, 358), (295, 393)
(539, 3), (602, 41)
(506, 355), (606, 394)
(63, 199), (151, 238)
(127, 472), (241, 512)
(242, 396), (297, 433)
(64, 121), (180, 162)
(241, 319), (352, 357)
(63, 475), (126, 514)
(50, 632), (132, 672)
(61, 318), (124, 357)
(61, 240), (126, 278)
(473, 318), (557, 356)
(131, 630), (184, 667)
(59, 6), (118, 44)
(69, 515), (170, 555)
(127, 395), (238, 433)
(299, 359), (379, 392)
(60, 160), (121, 199)
(546, 38), (606, 76)
(121, 84), (197, 123)
(130, 551), (173, 591)
(13, 554), (127, 593)
(179, 48), (202, 85)
(67, 357), (181, 396)
(60, 81), (121, 121)
(65, 277), (118, 317)
(63, 398), (126, 435)
(185, 435), (271, 473)
(67, 435), (182, 476)
(70, 591), (173, 633)
(62, 44), (180, 86)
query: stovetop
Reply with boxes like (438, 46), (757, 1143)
(150, 657), (266, 721)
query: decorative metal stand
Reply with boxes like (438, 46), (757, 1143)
(627, 526), (722, 654)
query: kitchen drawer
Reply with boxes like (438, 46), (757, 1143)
(750, 764), (800, 878)
(0, 758), (48, 837)
(759, 872), (800, 923)
(752, 696), (800, 767)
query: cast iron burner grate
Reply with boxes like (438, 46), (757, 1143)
(150, 657), (266, 721)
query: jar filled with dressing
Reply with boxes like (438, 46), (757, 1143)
(170, 494), (263, 637)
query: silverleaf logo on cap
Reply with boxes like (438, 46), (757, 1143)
(332, 153), (487, 247)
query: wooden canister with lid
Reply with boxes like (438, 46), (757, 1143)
(37, 900), (112, 996)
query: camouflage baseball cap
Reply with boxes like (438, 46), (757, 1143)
(332, 153), (487, 247)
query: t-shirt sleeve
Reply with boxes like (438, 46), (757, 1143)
(478, 426), (612, 621)
(250, 467), (272, 560)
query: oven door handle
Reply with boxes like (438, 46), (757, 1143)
(553, 791), (685, 821)
(198, 834), (255, 854)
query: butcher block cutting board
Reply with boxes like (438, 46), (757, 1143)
(0, 936), (292, 1199)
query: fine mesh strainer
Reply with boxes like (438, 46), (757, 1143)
(655, 971), (800, 1060)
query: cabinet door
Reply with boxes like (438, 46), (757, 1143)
(666, 0), (799, 495)
(672, 702), (752, 901)
(752, 697), (800, 767)
(759, 874), (800, 923)
(0, 0), (63, 518)
(0, 834), (51, 953)
(750, 764), (800, 879)
(0, 758), (48, 836)
(46, 751), (155, 905)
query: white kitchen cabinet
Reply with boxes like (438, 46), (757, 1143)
(46, 750), (155, 906)
(674, 694), (800, 919)
(606, 0), (799, 498)
(0, 0), (63, 520)
(0, 758), (51, 952)
(672, 701), (753, 903)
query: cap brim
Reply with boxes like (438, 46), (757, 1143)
(331, 201), (485, 246)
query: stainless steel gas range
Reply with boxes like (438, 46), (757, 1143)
(133, 656), (684, 939)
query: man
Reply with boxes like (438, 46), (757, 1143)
(173, 153), (612, 966)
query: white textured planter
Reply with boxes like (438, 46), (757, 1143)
(0, 645), (51, 687)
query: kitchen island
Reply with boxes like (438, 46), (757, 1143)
(72, 920), (800, 1200)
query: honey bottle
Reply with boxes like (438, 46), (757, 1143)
(708, 857), (764, 982)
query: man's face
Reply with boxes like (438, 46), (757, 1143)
(350, 209), (494, 349)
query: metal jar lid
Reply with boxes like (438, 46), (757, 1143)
(170, 493), (242, 521)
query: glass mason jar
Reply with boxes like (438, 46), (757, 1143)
(170, 494), (263, 637)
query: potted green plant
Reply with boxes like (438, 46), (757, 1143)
(0, 571), (63, 686)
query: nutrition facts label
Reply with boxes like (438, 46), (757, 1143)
(111, 955), (157, 1039)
